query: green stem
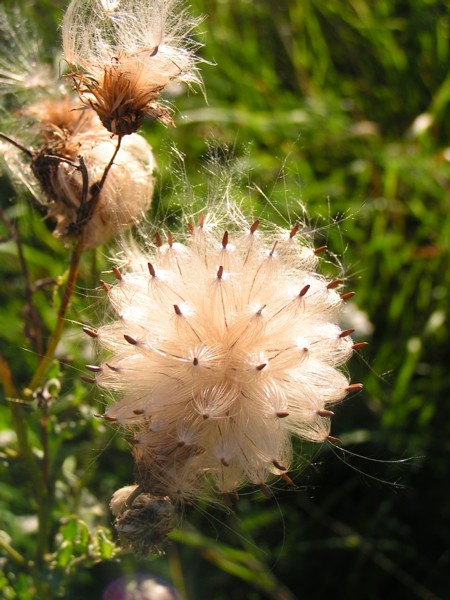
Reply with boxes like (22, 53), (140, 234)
(0, 536), (30, 569)
(26, 234), (84, 394)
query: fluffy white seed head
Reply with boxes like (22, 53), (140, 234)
(62, 0), (203, 134)
(91, 211), (358, 502)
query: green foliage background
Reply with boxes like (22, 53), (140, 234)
(0, 0), (449, 598)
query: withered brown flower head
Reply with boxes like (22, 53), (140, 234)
(63, 0), (203, 135)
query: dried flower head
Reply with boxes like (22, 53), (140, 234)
(87, 208), (362, 506)
(62, 0), (203, 134)
(1, 98), (156, 249)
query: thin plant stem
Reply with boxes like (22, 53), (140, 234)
(0, 354), (44, 498)
(26, 233), (84, 393)
(0, 537), (29, 570)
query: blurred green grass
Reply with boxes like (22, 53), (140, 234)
(1, 1), (449, 599)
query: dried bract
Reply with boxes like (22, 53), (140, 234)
(1, 98), (156, 248)
(62, 0), (203, 134)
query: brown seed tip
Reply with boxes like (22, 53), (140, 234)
(221, 458), (229, 467)
(346, 383), (364, 393)
(99, 280), (110, 293)
(222, 231), (229, 248)
(314, 245), (327, 255)
(259, 483), (272, 498)
(272, 459), (287, 471)
(147, 262), (156, 278)
(81, 375), (97, 384)
(341, 291), (356, 301)
(299, 284), (310, 297)
(269, 241), (278, 257)
(339, 328), (355, 338)
(280, 472), (294, 485)
(289, 223), (300, 238)
(327, 435), (342, 445)
(133, 409), (145, 415)
(187, 223), (194, 235)
(198, 213), (205, 228)
(173, 304), (182, 316)
(124, 334), (138, 345)
(317, 409), (334, 417)
(216, 265), (224, 280)
(82, 326), (98, 338)
(155, 232), (162, 247)
(106, 363), (119, 371)
(193, 357), (199, 366)
(85, 365), (102, 373)
(250, 220), (259, 234)
(256, 363), (267, 371)
(276, 411), (290, 418)
(327, 279), (342, 290)
(112, 266), (122, 281)
(167, 231), (173, 247)
(352, 341), (369, 350)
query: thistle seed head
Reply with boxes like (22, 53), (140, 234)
(91, 212), (357, 502)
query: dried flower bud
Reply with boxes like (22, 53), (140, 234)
(1, 98), (156, 249)
(63, 0), (203, 134)
(111, 486), (174, 556)
(90, 210), (357, 504)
